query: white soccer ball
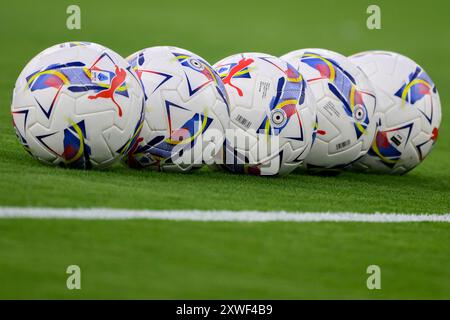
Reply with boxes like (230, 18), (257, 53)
(213, 53), (317, 176)
(125, 46), (230, 172)
(348, 51), (442, 174)
(281, 49), (377, 171)
(11, 42), (145, 169)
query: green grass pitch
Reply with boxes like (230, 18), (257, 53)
(0, 0), (449, 299)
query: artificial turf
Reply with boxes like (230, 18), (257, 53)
(0, 0), (449, 299)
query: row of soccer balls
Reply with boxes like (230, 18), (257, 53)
(11, 42), (441, 175)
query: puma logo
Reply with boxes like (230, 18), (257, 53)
(89, 65), (126, 117)
(222, 58), (254, 97)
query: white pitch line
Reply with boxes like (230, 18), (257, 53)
(0, 207), (449, 223)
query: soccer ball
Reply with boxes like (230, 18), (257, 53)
(11, 42), (145, 169)
(348, 51), (442, 174)
(125, 46), (230, 172)
(213, 53), (317, 176)
(281, 49), (377, 171)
